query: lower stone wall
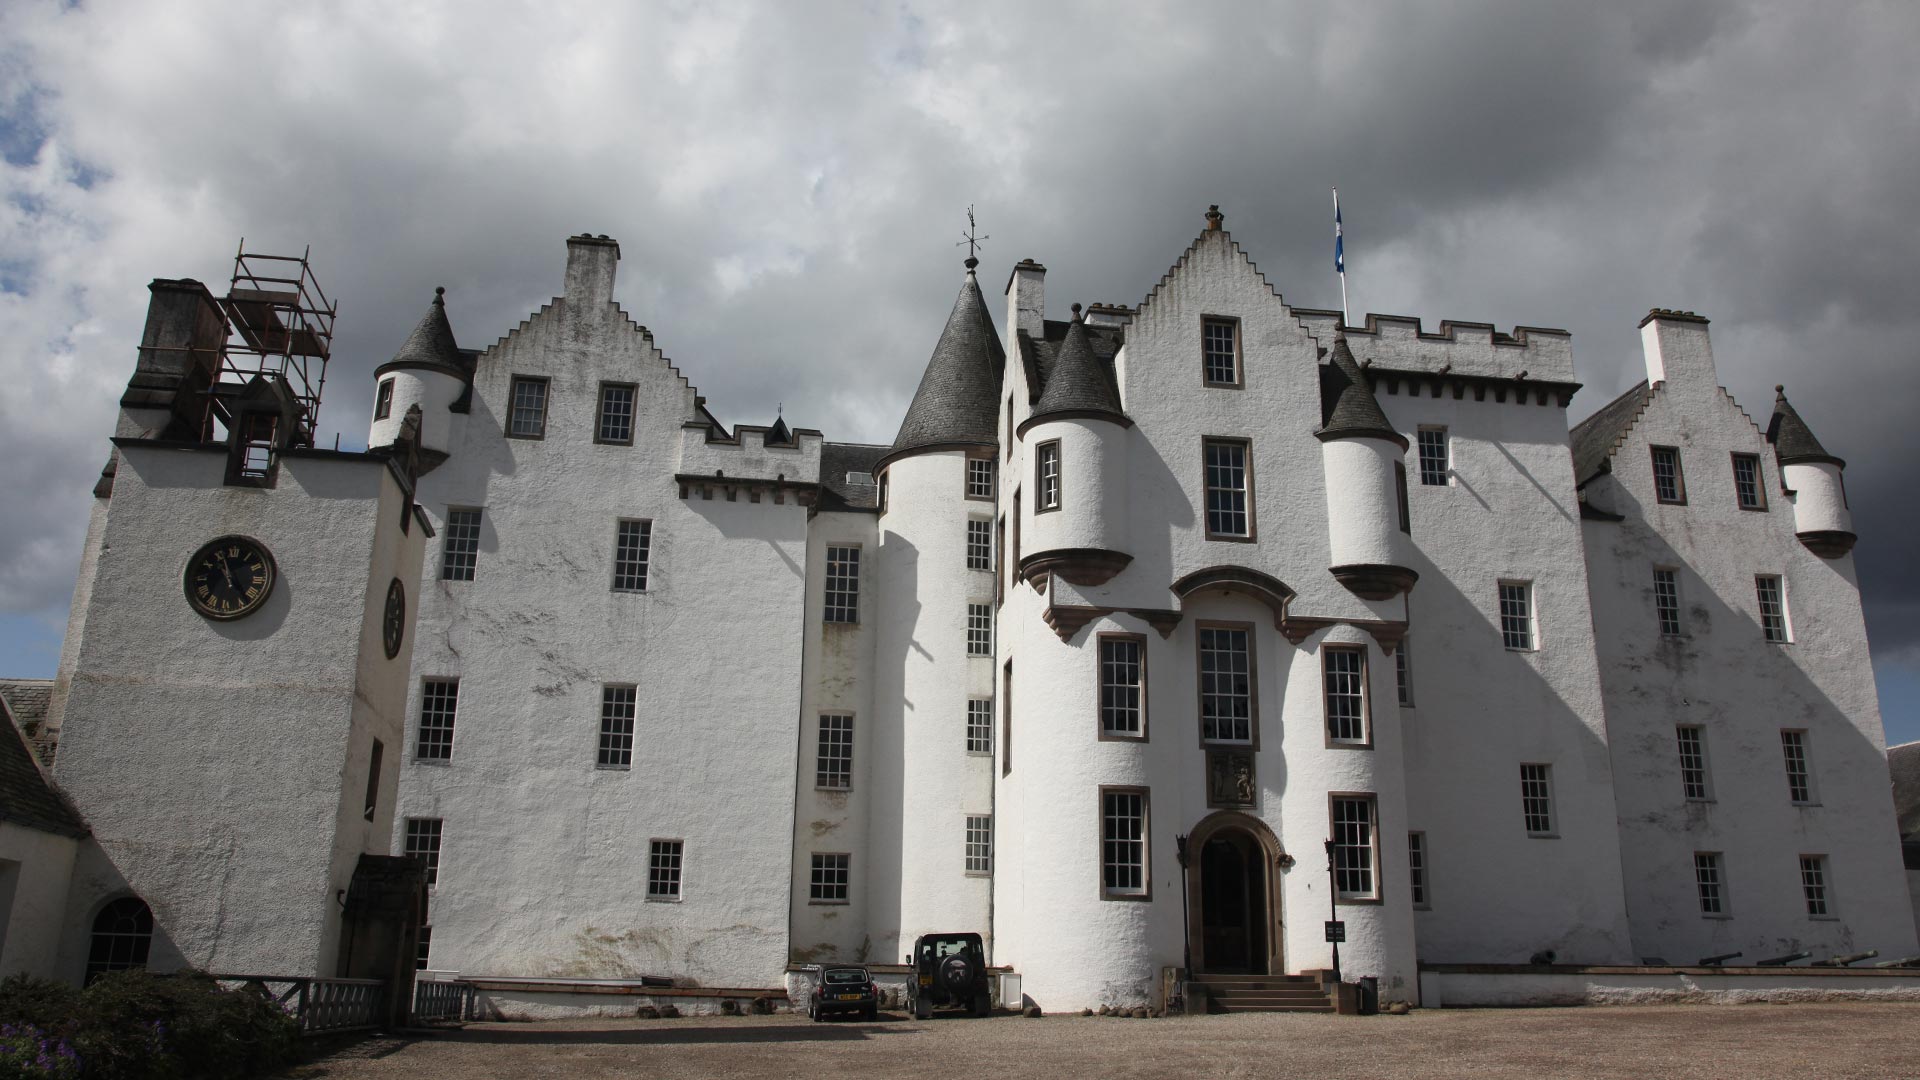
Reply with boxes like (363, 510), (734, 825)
(1420, 964), (1920, 1007)
(466, 978), (795, 1020)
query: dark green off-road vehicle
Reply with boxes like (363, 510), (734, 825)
(906, 932), (992, 1018)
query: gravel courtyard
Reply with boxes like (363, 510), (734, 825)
(289, 1003), (1920, 1079)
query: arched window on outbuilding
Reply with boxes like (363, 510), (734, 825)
(86, 897), (153, 984)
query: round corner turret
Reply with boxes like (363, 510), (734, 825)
(1318, 334), (1416, 599)
(368, 288), (466, 464)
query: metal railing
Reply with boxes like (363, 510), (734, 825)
(413, 978), (478, 1022)
(212, 975), (386, 1035)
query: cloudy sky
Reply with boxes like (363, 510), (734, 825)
(3, 1), (1917, 741)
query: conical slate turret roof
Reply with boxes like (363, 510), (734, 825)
(1026, 307), (1127, 428)
(1767, 385), (1844, 467)
(1316, 333), (1405, 446)
(888, 267), (1005, 461)
(379, 287), (462, 374)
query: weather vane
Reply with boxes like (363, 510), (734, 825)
(957, 205), (989, 267)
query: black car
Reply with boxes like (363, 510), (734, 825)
(907, 932), (992, 1018)
(809, 965), (879, 1021)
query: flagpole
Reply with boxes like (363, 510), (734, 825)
(1333, 187), (1349, 329)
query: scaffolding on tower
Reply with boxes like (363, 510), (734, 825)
(201, 241), (337, 448)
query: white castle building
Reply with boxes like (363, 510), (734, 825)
(6, 206), (1917, 1012)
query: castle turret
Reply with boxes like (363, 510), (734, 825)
(1014, 305), (1132, 587)
(1317, 333), (1417, 599)
(1768, 385), (1855, 557)
(369, 287), (465, 471)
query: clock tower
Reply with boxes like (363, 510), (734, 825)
(47, 250), (432, 986)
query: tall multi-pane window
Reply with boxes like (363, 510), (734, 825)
(405, 818), (443, 886)
(1781, 730), (1814, 804)
(966, 698), (993, 755)
(1654, 568), (1681, 636)
(1202, 317), (1240, 386)
(1650, 446), (1685, 503)
(1331, 796), (1378, 899)
(612, 519), (652, 592)
(1099, 635), (1146, 738)
(966, 457), (995, 500)
(598, 686), (637, 769)
(966, 519), (993, 571)
(440, 509), (482, 581)
(507, 376), (550, 438)
(374, 378), (395, 420)
(1499, 582), (1535, 650)
(1694, 852), (1726, 915)
(416, 926), (432, 971)
(1101, 788), (1148, 898)
(648, 840), (684, 900)
(416, 679), (458, 761)
(1198, 626), (1253, 743)
(1395, 639), (1412, 707)
(1408, 831), (1428, 908)
(824, 546), (860, 623)
(1732, 453), (1765, 510)
(1202, 439), (1251, 539)
(1520, 763), (1555, 835)
(809, 853), (850, 903)
(967, 603), (993, 656)
(1676, 725), (1710, 801)
(1036, 441), (1062, 511)
(1756, 575), (1789, 643)
(964, 815), (992, 875)
(1417, 428), (1449, 486)
(596, 383), (636, 444)
(816, 714), (853, 789)
(1323, 646), (1368, 744)
(1799, 855), (1832, 916)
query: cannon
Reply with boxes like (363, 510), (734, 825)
(1755, 950), (1812, 966)
(1816, 950), (1877, 967)
(1872, 955), (1920, 969)
(1695, 951), (1743, 967)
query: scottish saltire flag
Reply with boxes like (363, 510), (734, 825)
(1334, 192), (1345, 274)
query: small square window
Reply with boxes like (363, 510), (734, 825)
(612, 519), (652, 592)
(1731, 453), (1766, 511)
(817, 713), (853, 790)
(1417, 428), (1449, 486)
(1499, 581), (1535, 651)
(375, 378), (395, 421)
(965, 815), (992, 875)
(810, 852), (850, 903)
(1202, 317), (1240, 386)
(1650, 446), (1686, 504)
(508, 376), (550, 439)
(967, 457), (995, 500)
(648, 839), (683, 900)
(597, 383), (636, 445)
(598, 686), (637, 769)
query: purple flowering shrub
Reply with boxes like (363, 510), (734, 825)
(0, 1022), (82, 1080)
(0, 972), (299, 1080)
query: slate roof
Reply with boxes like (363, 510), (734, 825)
(1317, 334), (1404, 445)
(1017, 320), (1123, 403)
(1570, 380), (1653, 486)
(1767, 386), (1844, 467)
(0, 679), (53, 766)
(888, 270), (1005, 461)
(819, 442), (888, 512)
(1027, 313), (1126, 425)
(0, 689), (85, 838)
(378, 288), (463, 374)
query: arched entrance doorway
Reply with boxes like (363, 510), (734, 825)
(1185, 812), (1284, 975)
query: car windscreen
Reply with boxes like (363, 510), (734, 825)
(823, 969), (868, 984)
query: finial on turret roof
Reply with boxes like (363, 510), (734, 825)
(1070, 302), (1083, 323)
(1205, 204), (1224, 230)
(958, 204), (989, 272)
(1776, 384), (1786, 395)
(433, 285), (445, 305)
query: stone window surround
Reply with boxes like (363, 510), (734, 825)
(374, 377), (394, 421)
(1035, 439), (1062, 513)
(1099, 785), (1151, 901)
(1731, 451), (1767, 512)
(1195, 620), (1258, 750)
(1650, 444), (1687, 505)
(1201, 314), (1243, 388)
(1330, 792), (1380, 903)
(1096, 632), (1148, 742)
(611, 518), (652, 593)
(594, 381), (637, 446)
(1322, 643), (1372, 749)
(1201, 437), (1255, 542)
(506, 374), (551, 440)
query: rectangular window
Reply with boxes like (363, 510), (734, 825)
(1203, 439), (1252, 539)
(967, 457), (995, 500)
(1694, 852), (1726, 915)
(1323, 646), (1369, 745)
(1731, 453), (1765, 510)
(1101, 788), (1149, 898)
(1417, 428), (1449, 486)
(1781, 729), (1814, 804)
(1098, 635), (1147, 739)
(1395, 638), (1412, 708)
(1499, 581), (1535, 650)
(1799, 854), (1831, 917)
(1001, 661), (1013, 777)
(816, 713), (853, 790)
(598, 686), (637, 769)
(967, 698), (993, 755)
(507, 376), (550, 439)
(416, 926), (432, 971)
(967, 519), (993, 571)
(1331, 795), (1378, 900)
(1520, 763), (1555, 836)
(1408, 831), (1428, 908)
(405, 817), (443, 886)
(648, 839), (683, 900)
(1654, 568), (1681, 636)
(363, 739), (383, 821)
(809, 852), (850, 903)
(965, 815), (992, 875)
(1651, 445), (1685, 504)
(612, 519), (652, 592)
(596, 383), (636, 444)
(375, 378), (395, 421)
(416, 679), (458, 761)
(1756, 575), (1789, 643)
(1677, 725), (1711, 801)
(824, 546), (860, 624)
(1202, 317), (1240, 386)
(994, 516), (1006, 607)
(967, 603), (993, 656)
(1198, 625), (1254, 744)
(440, 509), (481, 581)
(1035, 441), (1062, 512)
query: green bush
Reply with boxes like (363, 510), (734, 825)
(0, 976), (81, 1030)
(0, 971), (300, 1080)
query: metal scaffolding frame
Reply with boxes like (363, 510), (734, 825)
(202, 240), (337, 447)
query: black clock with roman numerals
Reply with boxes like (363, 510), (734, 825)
(184, 536), (277, 621)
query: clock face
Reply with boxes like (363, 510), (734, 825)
(383, 578), (406, 659)
(184, 536), (276, 621)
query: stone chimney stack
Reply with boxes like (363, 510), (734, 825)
(120, 278), (228, 440)
(1638, 309), (1716, 389)
(564, 234), (621, 307)
(1005, 258), (1046, 343)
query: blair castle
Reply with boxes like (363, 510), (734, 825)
(3, 206), (1917, 1014)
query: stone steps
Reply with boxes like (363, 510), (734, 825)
(1193, 974), (1334, 1013)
